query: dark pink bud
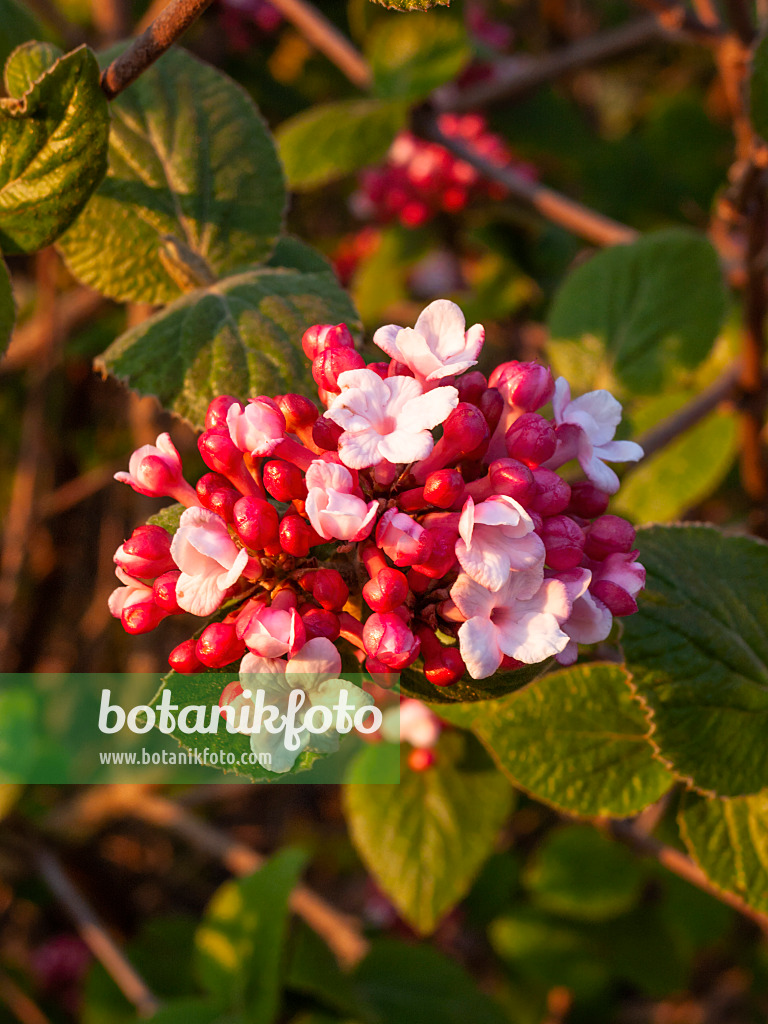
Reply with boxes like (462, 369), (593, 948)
(312, 347), (366, 392)
(300, 605), (341, 641)
(388, 359), (414, 377)
(302, 323), (355, 360)
(153, 570), (182, 612)
(411, 526), (457, 579)
(376, 509), (433, 567)
(279, 514), (318, 556)
(205, 395), (242, 431)
(530, 468), (571, 516)
(368, 362), (389, 379)
(423, 469), (465, 509)
(233, 496), (279, 549)
(567, 481), (610, 519)
(479, 387), (503, 433)
(505, 412), (557, 468)
(198, 429), (262, 497)
(114, 524), (174, 579)
(263, 460), (307, 502)
(408, 748), (436, 771)
(407, 568), (431, 594)
(312, 417), (343, 451)
(489, 360), (554, 411)
(169, 638), (204, 673)
(197, 472), (240, 522)
(444, 402), (489, 450)
(541, 515), (585, 570)
(584, 515), (636, 560)
(363, 567), (410, 612)
(416, 626), (465, 686)
(299, 568), (349, 611)
(275, 393), (319, 433)
(488, 458), (535, 503)
(455, 370), (487, 405)
(196, 622), (246, 669)
(121, 599), (167, 635)
(363, 612), (420, 670)
(591, 580), (638, 617)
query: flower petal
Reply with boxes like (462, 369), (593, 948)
(458, 616), (502, 679)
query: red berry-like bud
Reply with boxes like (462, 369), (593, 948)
(505, 413), (557, 468)
(312, 347), (366, 392)
(301, 606), (341, 641)
(489, 360), (555, 411)
(455, 370), (487, 405)
(233, 496), (279, 549)
(479, 387), (504, 433)
(363, 612), (420, 670)
(584, 515), (636, 560)
(263, 460), (307, 502)
(275, 393), (319, 433)
(488, 458), (535, 503)
(205, 395), (242, 431)
(168, 638), (204, 674)
(408, 748), (436, 771)
(530, 468), (571, 516)
(153, 570), (182, 612)
(121, 600), (167, 635)
(197, 472), (240, 522)
(302, 323), (354, 361)
(416, 626), (465, 686)
(568, 481), (611, 519)
(368, 362), (389, 379)
(300, 568), (349, 611)
(444, 402), (489, 450)
(198, 430), (263, 499)
(363, 567), (409, 612)
(407, 568), (431, 594)
(410, 527), (457, 579)
(540, 515), (585, 570)
(196, 622), (246, 669)
(279, 514), (316, 556)
(312, 417), (343, 451)
(591, 580), (638, 617)
(423, 469), (465, 509)
(114, 524), (175, 579)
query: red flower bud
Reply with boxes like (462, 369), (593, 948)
(168, 638), (204, 673)
(540, 515), (585, 570)
(455, 370), (487, 405)
(312, 346), (366, 392)
(114, 524), (175, 579)
(489, 458), (535, 503)
(300, 606), (341, 641)
(196, 622), (246, 669)
(263, 459), (307, 502)
(205, 395), (242, 431)
(479, 387), (504, 433)
(279, 514), (320, 556)
(302, 323), (355, 360)
(529, 468), (571, 516)
(363, 567), (410, 612)
(505, 412), (557, 468)
(368, 362), (389, 380)
(312, 417), (343, 451)
(363, 612), (420, 670)
(275, 393), (319, 433)
(591, 580), (638, 617)
(153, 570), (182, 612)
(416, 626), (465, 686)
(423, 469), (465, 509)
(408, 748), (436, 771)
(198, 429), (263, 497)
(489, 360), (554, 411)
(567, 481), (610, 519)
(410, 526), (457, 579)
(121, 600), (167, 635)
(233, 496), (279, 549)
(584, 515), (636, 561)
(196, 472), (241, 522)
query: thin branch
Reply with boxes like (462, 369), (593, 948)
(264, 0), (372, 90)
(100, 0), (217, 100)
(0, 971), (52, 1024)
(38, 460), (126, 519)
(434, 17), (668, 114)
(33, 847), (161, 1018)
(413, 107), (638, 248)
(608, 819), (768, 935)
(633, 0), (725, 42)
(1, 289), (109, 376)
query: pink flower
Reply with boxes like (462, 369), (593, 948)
(550, 379), (643, 494)
(305, 460), (378, 542)
(549, 568), (612, 665)
(381, 698), (441, 747)
(590, 550), (646, 616)
(451, 568), (570, 678)
(373, 299), (485, 387)
(170, 507), (248, 616)
(108, 569), (167, 633)
(456, 495), (545, 592)
(375, 508), (432, 566)
(236, 591), (306, 658)
(227, 397), (286, 457)
(114, 433), (199, 505)
(324, 368), (458, 469)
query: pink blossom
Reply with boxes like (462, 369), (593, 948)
(170, 507), (248, 616)
(373, 299), (485, 387)
(550, 568), (612, 665)
(456, 495), (545, 592)
(381, 698), (441, 748)
(227, 397), (286, 457)
(305, 460), (377, 542)
(108, 569), (167, 633)
(114, 433), (199, 505)
(236, 591), (306, 658)
(324, 369), (458, 469)
(590, 550), (646, 615)
(549, 378), (643, 494)
(451, 568), (570, 678)
(375, 508), (432, 566)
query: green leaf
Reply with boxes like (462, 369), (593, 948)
(267, 236), (335, 275)
(523, 824), (644, 922)
(195, 848), (307, 1021)
(286, 923), (367, 1019)
(0, 45), (109, 254)
(546, 229), (726, 395)
(679, 790), (768, 916)
(0, 0), (44, 69)
(146, 503), (185, 535)
(613, 396), (738, 523)
(352, 939), (508, 1024)
(366, 14), (470, 102)
(149, 1000), (238, 1024)
(343, 730), (512, 935)
(750, 34), (768, 141)
(0, 257), (13, 358)
(623, 524), (768, 797)
(438, 663), (673, 817)
(400, 659), (550, 704)
(277, 99), (407, 191)
(57, 46), (285, 305)
(97, 267), (360, 430)
(4, 39), (62, 96)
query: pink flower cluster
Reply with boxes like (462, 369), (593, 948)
(110, 299), (644, 685)
(353, 114), (537, 229)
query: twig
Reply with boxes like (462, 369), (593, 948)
(434, 17), (668, 113)
(100, 0), (217, 100)
(92, 0), (131, 45)
(33, 847), (161, 1018)
(413, 107), (638, 248)
(607, 819), (768, 935)
(38, 461), (127, 519)
(634, 0), (725, 41)
(264, 0), (372, 90)
(0, 971), (52, 1024)
(1, 289), (109, 376)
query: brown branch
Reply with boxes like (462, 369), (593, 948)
(0, 971), (52, 1024)
(434, 17), (669, 114)
(607, 819), (768, 935)
(100, 0), (217, 100)
(1, 289), (109, 376)
(264, 0), (372, 90)
(414, 108), (638, 248)
(33, 847), (161, 1018)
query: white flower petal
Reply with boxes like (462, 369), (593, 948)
(458, 616), (502, 679)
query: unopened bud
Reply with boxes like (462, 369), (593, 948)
(114, 524), (175, 579)
(479, 387), (504, 433)
(541, 515), (585, 570)
(168, 638), (204, 673)
(363, 612), (420, 670)
(408, 748), (436, 771)
(455, 370), (487, 406)
(376, 509), (433, 567)
(312, 346), (366, 392)
(591, 580), (637, 617)
(489, 360), (554, 411)
(530, 468), (571, 516)
(567, 481), (610, 519)
(410, 526), (457, 579)
(205, 395), (242, 431)
(196, 622), (246, 669)
(584, 515), (636, 561)
(363, 567), (410, 612)
(505, 413), (557, 467)
(302, 323), (354, 361)
(489, 458), (535, 503)
(312, 417), (343, 451)
(153, 570), (182, 612)
(279, 514), (320, 556)
(263, 460), (307, 502)
(233, 496), (279, 549)
(416, 626), (465, 686)
(198, 429), (263, 497)
(300, 568), (349, 611)
(196, 472), (240, 522)
(423, 469), (465, 509)
(300, 606), (341, 641)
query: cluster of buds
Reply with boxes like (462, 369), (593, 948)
(110, 298), (644, 695)
(352, 114), (537, 229)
